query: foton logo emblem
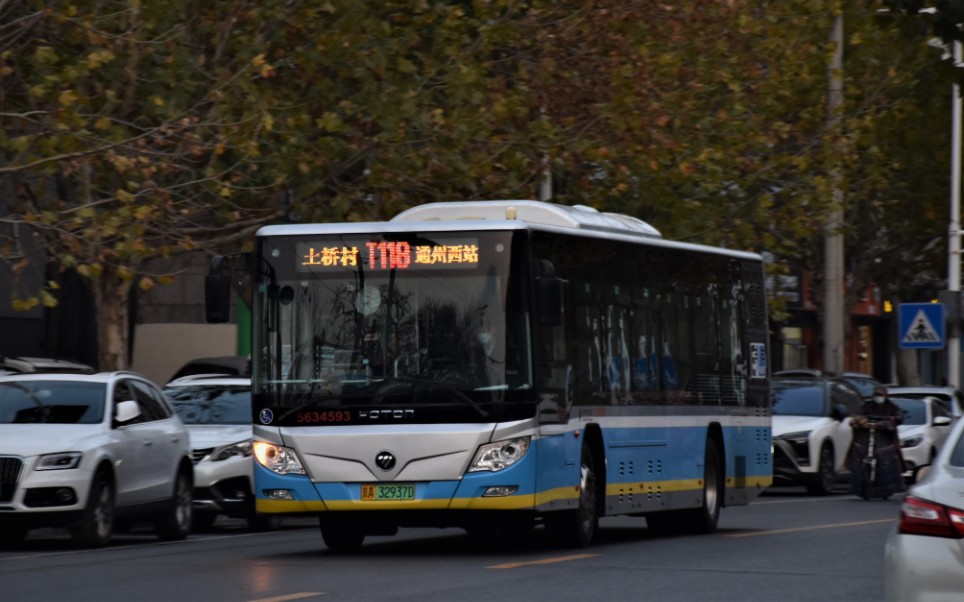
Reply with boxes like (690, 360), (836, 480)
(359, 409), (414, 420)
(375, 451), (397, 471)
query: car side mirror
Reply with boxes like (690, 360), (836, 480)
(114, 399), (142, 424)
(832, 403), (848, 421)
(934, 416), (953, 427)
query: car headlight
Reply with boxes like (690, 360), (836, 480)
(468, 437), (530, 472)
(253, 441), (306, 475)
(35, 452), (82, 470)
(774, 431), (811, 445)
(210, 440), (253, 461)
(901, 435), (924, 449)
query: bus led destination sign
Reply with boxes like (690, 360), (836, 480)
(297, 240), (479, 271)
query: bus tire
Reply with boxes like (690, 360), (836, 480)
(647, 439), (722, 535)
(320, 519), (365, 552)
(687, 440), (722, 533)
(546, 441), (599, 548)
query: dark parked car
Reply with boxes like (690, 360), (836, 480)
(774, 368), (879, 402)
(169, 356), (251, 381)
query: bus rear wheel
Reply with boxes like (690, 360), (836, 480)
(687, 440), (722, 533)
(647, 440), (722, 535)
(546, 441), (599, 548)
(320, 519), (365, 552)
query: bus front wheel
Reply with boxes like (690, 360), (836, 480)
(546, 441), (599, 548)
(320, 519), (365, 552)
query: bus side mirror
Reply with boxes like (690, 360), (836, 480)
(205, 256), (232, 323)
(538, 278), (565, 327)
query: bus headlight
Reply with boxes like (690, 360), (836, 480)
(253, 441), (306, 475)
(468, 437), (530, 472)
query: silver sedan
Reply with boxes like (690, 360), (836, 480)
(885, 413), (964, 602)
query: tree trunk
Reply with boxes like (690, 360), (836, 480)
(91, 275), (133, 371)
(895, 348), (920, 387)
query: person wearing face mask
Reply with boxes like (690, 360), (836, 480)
(861, 386), (904, 425)
(848, 386), (906, 499)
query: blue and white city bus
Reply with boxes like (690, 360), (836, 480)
(205, 200), (772, 550)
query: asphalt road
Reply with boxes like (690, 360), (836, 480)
(1, 486), (901, 602)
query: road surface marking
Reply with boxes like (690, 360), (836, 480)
(725, 518), (894, 538)
(488, 553), (598, 569)
(248, 593), (325, 602)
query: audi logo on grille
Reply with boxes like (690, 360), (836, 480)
(375, 451), (397, 471)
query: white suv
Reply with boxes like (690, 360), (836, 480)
(771, 376), (864, 494)
(0, 372), (194, 547)
(163, 374), (277, 531)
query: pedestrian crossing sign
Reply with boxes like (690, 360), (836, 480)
(898, 303), (945, 350)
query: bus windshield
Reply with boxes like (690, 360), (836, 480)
(252, 230), (532, 422)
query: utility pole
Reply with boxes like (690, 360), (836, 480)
(824, 11), (846, 375)
(947, 40), (962, 388)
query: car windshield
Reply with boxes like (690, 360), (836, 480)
(891, 397), (926, 426)
(844, 376), (878, 399)
(164, 384), (251, 425)
(771, 381), (827, 417)
(950, 426), (964, 467)
(0, 381), (105, 424)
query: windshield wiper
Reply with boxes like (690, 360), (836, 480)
(372, 376), (490, 419)
(0, 382), (50, 423)
(276, 393), (362, 423)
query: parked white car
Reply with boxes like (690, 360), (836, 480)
(890, 395), (954, 481)
(771, 376), (864, 494)
(0, 372), (193, 547)
(884, 410), (964, 602)
(888, 385), (964, 419)
(163, 374), (277, 531)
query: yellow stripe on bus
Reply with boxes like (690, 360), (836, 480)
(256, 477), (772, 514)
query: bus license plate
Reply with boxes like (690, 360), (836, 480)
(361, 483), (416, 501)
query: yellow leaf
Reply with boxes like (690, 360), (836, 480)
(252, 53), (266, 67)
(12, 297), (39, 312)
(134, 206), (153, 219)
(59, 89), (79, 106)
(152, 97), (165, 107)
(116, 189), (135, 203)
(95, 116), (111, 130)
(34, 46), (58, 64)
(139, 277), (156, 291)
(40, 289), (58, 308)
(87, 50), (115, 69)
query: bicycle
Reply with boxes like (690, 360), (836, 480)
(852, 416), (900, 500)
